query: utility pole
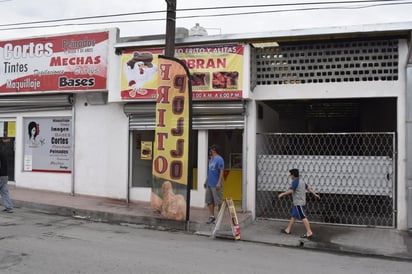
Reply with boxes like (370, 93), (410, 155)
(164, 0), (176, 57)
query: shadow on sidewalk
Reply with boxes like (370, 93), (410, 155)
(8, 186), (253, 233)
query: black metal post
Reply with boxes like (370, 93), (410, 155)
(164, 0), (176, 57)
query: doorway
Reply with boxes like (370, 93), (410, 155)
(0, 120), (15, 181)
(208, 129), (243, 203)
(255, 98), (397, 227)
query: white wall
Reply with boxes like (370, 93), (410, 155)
(70, 28), (129, 200)
(256, 102), (279, 134)
(396, 40), (408, 230)
(190, 130), (208, 208)
(72, 93), (129, 199)
(245, 100), (257, 217)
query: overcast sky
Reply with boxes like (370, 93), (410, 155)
(0, 0), (411, 39)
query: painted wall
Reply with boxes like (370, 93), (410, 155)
(72, 93), (129, 199)
(70, 28), (129, 200)
(256, 102), (279, 134)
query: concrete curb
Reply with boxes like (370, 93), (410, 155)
(13, 199), (253, 234)
(13, 200), (191, 232)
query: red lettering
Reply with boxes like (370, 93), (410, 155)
(156, 132), (168, 150)
(170, 139), (184, 157)
(171, 119), (184, 136)
(49, 56), (100, 66)
(174, 75), (186, 92)
(172, 96), (184, 115)
(186, 59), (196, 69)
(206, 59), (215, 68)
(216, 58), (226, 68)
(195, 59), (205, 68)
(154, 156), (168, 174)
(157, 109), (166, 127)
(170, 160), (182, 179)
(160, 63), (172, 80)
(181, 58), (226, 69)
(157, 86), (170, 103)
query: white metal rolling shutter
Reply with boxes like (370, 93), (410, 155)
(124, 102), (155, 130)
(124, 101), (245, 130)
(0, 94), (73, 113)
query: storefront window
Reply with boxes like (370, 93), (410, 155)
(23, 117), (72, 173)
(131, 131), (154, 188)
(131, 130), (198, 189)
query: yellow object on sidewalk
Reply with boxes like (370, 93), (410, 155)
(212, 198), (240, 240)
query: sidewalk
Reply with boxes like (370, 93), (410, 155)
(5, 186), (412, 261)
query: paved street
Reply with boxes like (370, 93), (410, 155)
(1, 208), (411, 274)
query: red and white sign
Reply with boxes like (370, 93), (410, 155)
(0, 31), (109, 94)
(120, 44), (244, 101)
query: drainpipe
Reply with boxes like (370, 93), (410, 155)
(242, 101), (248, 212)
(70, 95), (76, 196)
(127, 130), (131, 204)
(406, 45), (412, 229)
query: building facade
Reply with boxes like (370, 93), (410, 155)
(1, 22), (411, 230)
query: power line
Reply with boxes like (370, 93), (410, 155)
(179, 0), (410, 11)
(0, 0), (407, 27)
(0, 1), (409, 27)
(0, 0), (411, 31)
(178, 1), (412, 20)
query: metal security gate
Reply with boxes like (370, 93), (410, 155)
(124, 101), (245, 130)
(256, 132), (396, 227)
(0, 94), (73, 113)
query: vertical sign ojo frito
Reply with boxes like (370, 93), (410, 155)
(151, 56), (192, 221)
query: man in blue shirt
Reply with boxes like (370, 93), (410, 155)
(204, 144), (224, 224)
(278, 168), (320, 238)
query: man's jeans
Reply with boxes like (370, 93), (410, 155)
(0, 176), (12, 209)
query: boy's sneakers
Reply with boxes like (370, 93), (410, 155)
(206, 216), (216, 224)
(3, 208), (13, 213)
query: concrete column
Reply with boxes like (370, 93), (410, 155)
(190, 130), (208, 208)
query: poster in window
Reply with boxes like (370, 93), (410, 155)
(7, 121), (16, 137)
(141, 141), (152, 160)
(23, 117), (72, 173)
(230, 153), (242, 169)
